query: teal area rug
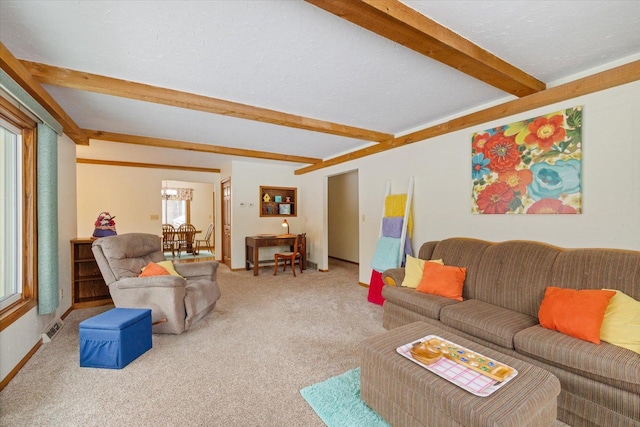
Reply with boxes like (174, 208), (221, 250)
(300, 368), (390, 427)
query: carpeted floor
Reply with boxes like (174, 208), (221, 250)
(301, 368), (390, 427)
(0, 259), (385, 427)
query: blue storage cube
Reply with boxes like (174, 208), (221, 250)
(79, 308), (152, 369)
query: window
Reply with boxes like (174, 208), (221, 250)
(161, 187), (192, 227)
(162, 199), (189, 227)
(0, 97), (37, 331)
(1, 120), (21, 310)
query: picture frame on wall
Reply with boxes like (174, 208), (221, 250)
(279, 204), (291, 215)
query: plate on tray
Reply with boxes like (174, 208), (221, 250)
(397, 334), (518, 397)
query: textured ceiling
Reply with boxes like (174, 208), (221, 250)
(1, 0), (639, 169)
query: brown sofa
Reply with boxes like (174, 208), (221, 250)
(381, 238), (639, 427)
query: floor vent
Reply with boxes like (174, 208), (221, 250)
(307, 261), (318, 270)
(42, 318), (64, 343)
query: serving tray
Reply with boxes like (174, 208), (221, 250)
(397, 334), (518, 397)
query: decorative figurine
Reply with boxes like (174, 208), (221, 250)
(93, 211), (117, 237)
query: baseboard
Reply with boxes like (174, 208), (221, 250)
(0, 338), (42, 391)
(328, 256), (359, 265)
(359, 282), (370, 288)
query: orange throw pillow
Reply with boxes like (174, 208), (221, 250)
(538, 287), (616, 344)
(415, 262), (466, 301)
(139, 262), (170, 277)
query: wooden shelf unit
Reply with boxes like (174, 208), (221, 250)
(71, 238), (112, 309)
(260, 186), (297, 217)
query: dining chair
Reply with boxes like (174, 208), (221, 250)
(161, 223), (177, 257)
(176, 223), (197, 257)
(195, 223), (214, 254)
(273, 233), (305, 277)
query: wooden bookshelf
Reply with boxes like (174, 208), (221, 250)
(71, 238), (112, 309)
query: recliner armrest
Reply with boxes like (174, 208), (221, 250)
(174, 261), (219, 281)
(113, 275), (187, 289)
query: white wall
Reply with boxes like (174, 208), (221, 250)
(301, 81), (640, 283)
(76, 164), (221, 254)
(229, 160), (301, 270)
(328, 170), (359, 262)
(0, 134), (77, 383)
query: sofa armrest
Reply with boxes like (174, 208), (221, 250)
(174, 261), (219, 281)
(113, 275), (186, 290)
(382, 268), (406, 287)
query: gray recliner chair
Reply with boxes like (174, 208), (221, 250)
(92, 233), (221, 334)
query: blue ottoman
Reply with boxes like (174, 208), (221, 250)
(79, 308), (152, 369)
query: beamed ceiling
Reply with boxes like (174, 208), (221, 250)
(1, 0), (640, 174)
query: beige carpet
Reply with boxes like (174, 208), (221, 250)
(1, 259), (385, 427)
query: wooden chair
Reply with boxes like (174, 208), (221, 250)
(176, 223), (197, 257)
(162, 223), (176, 257)
(273, 233), (305, 277)
(195, 223), (213, 254)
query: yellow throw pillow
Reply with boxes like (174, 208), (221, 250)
(156, 260), (184, 278)
(600, 290), (640, 354)
(400, 255), (444, 288)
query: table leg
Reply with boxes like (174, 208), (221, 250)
(253, 245), (259, 276)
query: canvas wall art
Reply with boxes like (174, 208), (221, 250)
(471, 106), (582, 214)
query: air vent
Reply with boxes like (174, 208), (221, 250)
(42, 318), (64, 343)
(306, 261), (318, 270)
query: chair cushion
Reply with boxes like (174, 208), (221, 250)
(440, 299), (538, 349)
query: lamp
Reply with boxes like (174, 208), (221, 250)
(281, 219), (290, 235)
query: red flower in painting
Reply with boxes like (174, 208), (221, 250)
(484, 132), (521, 172)
(472, 132), (490, 156)
(524, 115), (566, 151)
(477, 182), (514, 214)
(526, 198), (577, 214)
(498, 169), (533, 195)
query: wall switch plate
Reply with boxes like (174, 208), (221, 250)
(150, 214), (159, 220)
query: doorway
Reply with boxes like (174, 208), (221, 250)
(221, 178), (232, 269)
(328, 170), (359, 264)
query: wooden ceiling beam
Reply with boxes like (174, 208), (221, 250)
(305, 0), (545, 97)
(77, 158), (220, 173)
(296, 60), (640, 174)
(22, 60), (393, 143)
(0, 43), (88, 144)
(84, 129), (322, 165)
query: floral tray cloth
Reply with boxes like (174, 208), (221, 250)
(396, 334), (518, 397)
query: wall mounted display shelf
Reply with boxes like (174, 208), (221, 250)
(260, 186), (297, 217)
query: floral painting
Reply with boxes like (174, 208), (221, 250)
(471, 106), (582, 214)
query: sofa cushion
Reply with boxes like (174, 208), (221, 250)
(538, 287), (616, 344)
(514, 325), (640, 395)
(382, 286), (459, 320)
(473, 240), (560, 317)
(429, 238), (492, 300)
(440, 299), (538, 349)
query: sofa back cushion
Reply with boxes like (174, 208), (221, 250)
(429, 238), (492, 300)
(474, 240), (561, 317)
(550, 249), (640, 300)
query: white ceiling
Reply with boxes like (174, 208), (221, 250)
(1, 0), (640, 170)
